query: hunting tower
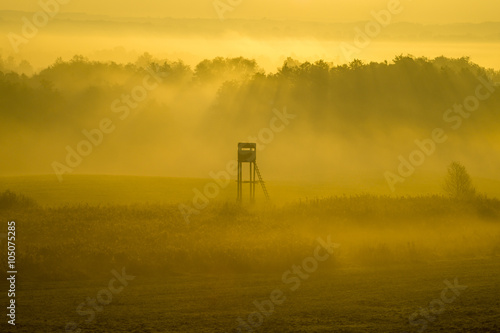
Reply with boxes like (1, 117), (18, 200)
(237, 143), (269, 203)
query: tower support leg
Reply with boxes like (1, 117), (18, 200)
(237, 162), (242, 202)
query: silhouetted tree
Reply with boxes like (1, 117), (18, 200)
(443, 162), (476, 199)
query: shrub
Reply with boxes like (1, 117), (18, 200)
(0, 190), (38, 210)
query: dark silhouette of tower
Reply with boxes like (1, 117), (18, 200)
(237, 143), (269, 203)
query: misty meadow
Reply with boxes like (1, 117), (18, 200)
(1, 0), (500, 332)
(1, 53), (500, 332)
(1, 55), (500, 183)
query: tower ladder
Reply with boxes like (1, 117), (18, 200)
(255, 163), (270, 200)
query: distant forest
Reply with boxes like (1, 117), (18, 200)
(2, 54), (499, 125)
(1, 54), (499, 178)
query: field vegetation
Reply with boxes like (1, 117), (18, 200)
(2, 186), (499, 282)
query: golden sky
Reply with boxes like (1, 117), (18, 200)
(2, 0), (499, 23)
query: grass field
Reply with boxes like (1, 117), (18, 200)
(8, 258), (500, 332)
(2, 174), (500, 206)
(1, 175), (500, 332)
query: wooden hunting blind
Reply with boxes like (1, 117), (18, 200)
(237, 143), (269, 203)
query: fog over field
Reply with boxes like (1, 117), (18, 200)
(1, 1), (500, 332)
(1, 52), (499, 193)
(1, 5), (500, 191)
(2, 11), (500, 71)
